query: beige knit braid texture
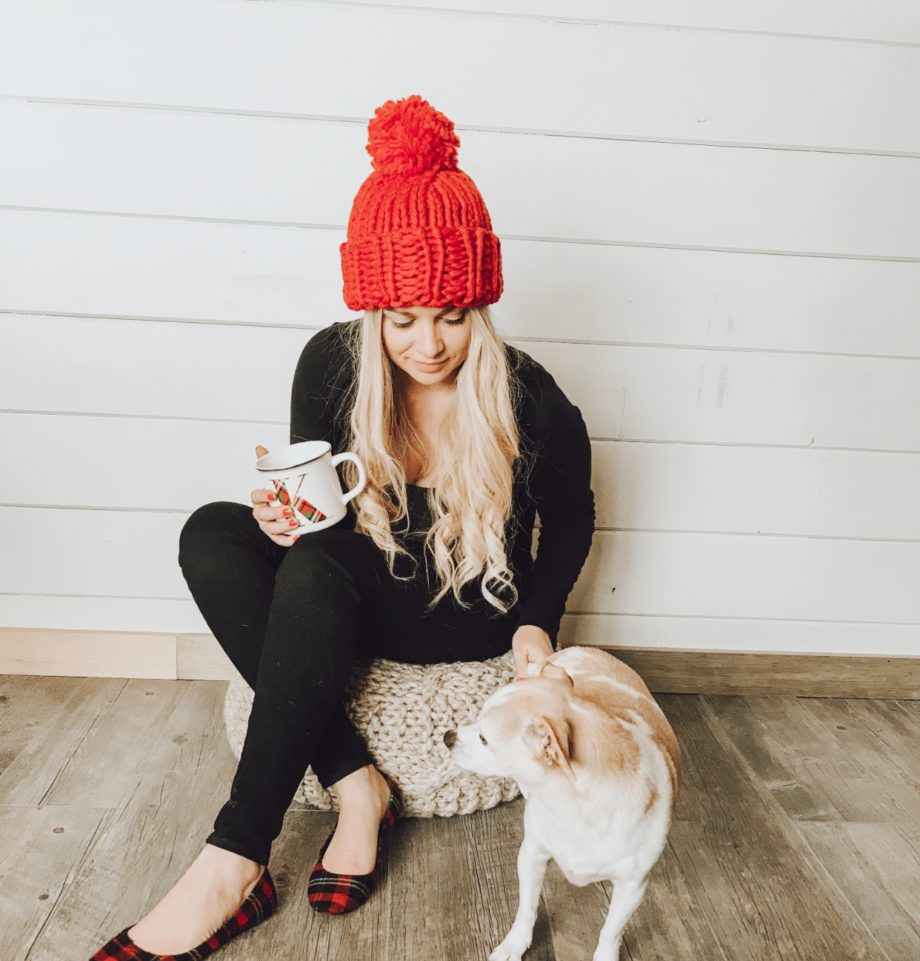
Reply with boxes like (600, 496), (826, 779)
(222, 649), (521, 818)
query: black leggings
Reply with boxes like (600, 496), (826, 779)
(177, 500), (519, 867)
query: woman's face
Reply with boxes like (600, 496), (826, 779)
(381, 304), (470, 391)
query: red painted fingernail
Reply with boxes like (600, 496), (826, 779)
(268, 493), (275, 500)
(293, 534), (300, 541)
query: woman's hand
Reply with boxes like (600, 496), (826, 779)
(250, 444), (301, 547)
(511, 624), (555, 679)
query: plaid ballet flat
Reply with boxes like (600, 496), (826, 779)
(307, 772), (402, 915)
(88, 865), (277, 961)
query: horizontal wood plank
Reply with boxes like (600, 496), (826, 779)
(348, 0), (920, 46)
(4, 317), (920, 453)
(3, 101), (919, 257)
(1, 508), (918, 623)
(6, 412), (920, 539)
(4, 209), (920, 357)
(1, 1), (917, 151)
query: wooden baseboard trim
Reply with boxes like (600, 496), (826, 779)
(603, 646), (919, 699)
(0, 628), (917, 699)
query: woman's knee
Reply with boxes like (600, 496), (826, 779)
(273, 527), (380, 593)
(178, 501), (255, 566)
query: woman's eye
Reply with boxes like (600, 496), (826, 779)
(391, 317), (465, 328)
(479, 732), (489, 747)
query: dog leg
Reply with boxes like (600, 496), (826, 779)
(489, 834), (550, 961)
(592, 874), (648, 961)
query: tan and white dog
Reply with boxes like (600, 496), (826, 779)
(443, 644), (681, 961)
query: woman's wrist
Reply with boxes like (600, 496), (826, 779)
(511, 624), (555, 677)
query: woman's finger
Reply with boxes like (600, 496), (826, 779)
(514, 649), (528, 679)
(251, 487), (273, 506)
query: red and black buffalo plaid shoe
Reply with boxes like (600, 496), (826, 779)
(307, 772), (402, 914)
(88, 865), (277, 960)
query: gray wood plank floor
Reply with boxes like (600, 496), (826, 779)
(3, 675), (919, 961)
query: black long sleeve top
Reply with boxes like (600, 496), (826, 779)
(289, 319), (596, 644)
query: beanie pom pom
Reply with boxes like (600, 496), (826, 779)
(366, 94), (460, 176)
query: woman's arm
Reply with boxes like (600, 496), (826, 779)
(289, 325), (359, 531)
(289, 326), (339, 446)
(513, 370), (596, 646)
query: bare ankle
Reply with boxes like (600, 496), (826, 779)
(201, 844), (265, 879)
(331, 765), (388, 806)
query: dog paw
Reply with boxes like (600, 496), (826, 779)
(591, 939), (622, 961)
(489, 934), (531, 961)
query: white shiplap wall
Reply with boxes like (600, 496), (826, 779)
(1, 0), (918, 656)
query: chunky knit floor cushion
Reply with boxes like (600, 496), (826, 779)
(222, 649), (520, 817)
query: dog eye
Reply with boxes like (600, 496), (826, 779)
(479, 732), (489, 746)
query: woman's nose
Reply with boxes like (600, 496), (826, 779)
(418, 337), (442, 356)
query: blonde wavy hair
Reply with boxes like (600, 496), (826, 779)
(336, 305), (535, 616)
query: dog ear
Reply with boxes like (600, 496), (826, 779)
(539, 662), (574, 688)
(523, 716), (576, 781)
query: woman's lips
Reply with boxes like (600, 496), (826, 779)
(415, 359), (446, 369)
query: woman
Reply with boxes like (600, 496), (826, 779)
(92, 94), (595, 960)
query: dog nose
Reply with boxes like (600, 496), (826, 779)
(443, 729), (456, 748)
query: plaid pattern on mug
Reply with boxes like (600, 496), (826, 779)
(89, 868), (278, 961)
(273, 477), (328, 524)
(307, 774), (403, 915)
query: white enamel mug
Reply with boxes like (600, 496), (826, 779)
(255, 441), (366, 534)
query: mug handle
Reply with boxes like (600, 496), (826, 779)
(331, 451), (367, 504)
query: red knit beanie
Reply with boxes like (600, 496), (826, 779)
(340, 94), (503, 311)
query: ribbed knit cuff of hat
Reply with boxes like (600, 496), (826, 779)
(340, 224), (502, 311)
